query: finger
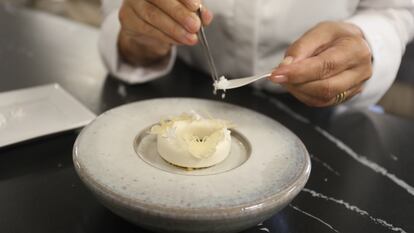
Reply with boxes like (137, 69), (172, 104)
(287, 66), (371, 102)
(285, 87), (324, 107)
(285, 22), (340, 62)
(173, 0), (213, 26)
(178, 0), (201, 11)
(131, 0), (198, 45)
(271, 36), (369, 84)
(120, 6), (180, 45)
(286, 84), (363, 107)
(326, 84), (363, 106)
(147, 0), (201, 33)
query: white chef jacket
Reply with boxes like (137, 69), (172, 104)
(99, 0), (414, 108)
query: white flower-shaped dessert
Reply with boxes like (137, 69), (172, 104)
(151, 112), (232, 168)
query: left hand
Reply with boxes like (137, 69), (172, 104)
(270, 21), (373, 107)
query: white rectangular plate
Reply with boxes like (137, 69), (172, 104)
(0, 84), (96, 148)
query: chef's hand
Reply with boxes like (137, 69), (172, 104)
(270, 21), (373, 107)
(118, 0), (213, 66)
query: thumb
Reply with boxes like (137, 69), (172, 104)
(284, 22), (339, 63)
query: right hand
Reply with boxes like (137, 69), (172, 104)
(118, 0), (213, 66)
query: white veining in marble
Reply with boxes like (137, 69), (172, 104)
(254, 220), (270, 232)
(390, 154), (399, 161)
(253, 90), (310, 124)
(315, 126), (414, 197)
(259, 227), (270, 232)
(290, 204), (339, 233)
(255, 91), (414, 197)
(302, 188), (407, 233)
(268, 98), (310, 124)
(117, 84), (127, 98)
(310, 154), (340, 176)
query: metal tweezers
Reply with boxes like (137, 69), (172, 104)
(197, 6), (219, 83)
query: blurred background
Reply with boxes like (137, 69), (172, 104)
(0, 0), (413, 119)
(0, 0), (101, 26)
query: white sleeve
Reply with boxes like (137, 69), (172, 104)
(99, 0), (177, 84)
(344, 0), (414, 108)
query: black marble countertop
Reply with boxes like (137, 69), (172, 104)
(0, 6), (413, 233)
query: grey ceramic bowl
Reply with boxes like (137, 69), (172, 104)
(73, 98), (311, 233)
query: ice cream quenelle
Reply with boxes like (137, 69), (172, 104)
(150, 112), (233, 168)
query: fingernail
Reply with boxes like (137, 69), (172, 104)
(281, 56), (294, 65)
(190, 0), (201, 10)
(185, 16), (199, 32)
(202, 8), (213, 25)
(185, 33), (197, 44)
(271, 75), (287, 83)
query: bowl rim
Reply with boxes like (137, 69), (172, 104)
(73, 97), (311, 220)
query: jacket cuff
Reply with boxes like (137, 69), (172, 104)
(344, 9), (404, 108)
